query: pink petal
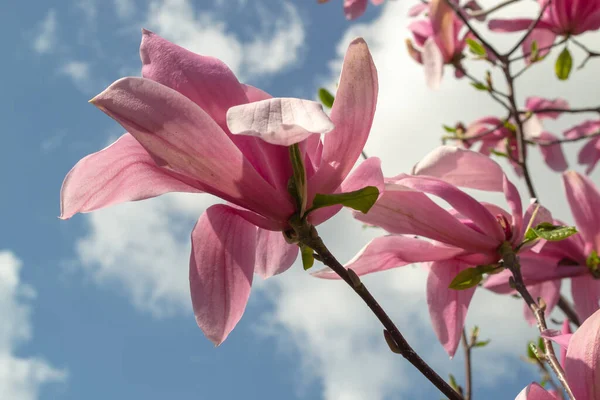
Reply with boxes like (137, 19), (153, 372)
(60, 133), (201, 219)
(90, 77), (294, 221)
(354, 187), (499, 251)
(536, 132), (568, 172)
(254, 229), (298, 279)
(564, 120), (600, 139)
(344, 0), (368, 19)
(140, 29), (247, 129)
(502, 175), (523, 240)
(560, 319), (572, 367)
(411, 146), (506, 192)
(565, 308), (600, 400)
(423, 38), (444, 89)
(309, 156), (384, 226)
(226, 98), (334, 146)
(571, 275), (600, 322)
(242, 84), (271, 102)
(408, 3), (428, 17)
(514, 383), (558, 400)
(578, 137), (600, 175)
(309, 38), (378, 195)
(313, 236), (462, 278)
(409, 20), (434, 47)
(541, 329), (572, 350)
(526, 97), (569, 119)
(370, 0), (384, 5)
(521, 29), (557, 62)
(427, 260), (477, 357)
(488, 18), (536, 32)
(524, 280), (560, 325)
(430, 0), (456, 60)
(189, 205), (257, 345)
(563, 171), (600, 252)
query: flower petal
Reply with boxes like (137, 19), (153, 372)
(526, 97), (569, 119)
(514, 383), (557, 400)
(254, 229), (298, 279)
(344, 0), (368, 19)
(423, 38), (444, 90)
(563, 171), (600, 252)
(488, 18), (536, 32)
(427, 260), (477, 357)
(140, 29), (247, 128)
(226, 98), (334, 146)
(411, 146), (506, 192)
(60, 133), (201, 219)
(571, 275), (600, 322)
(90, 77), (294, 221)
(313, 236), (462, 278)
(565, 308), (600, 400)
(535, 132), (568, 172)
(309, 38), (378, 195)
(189, 204), (258, 345)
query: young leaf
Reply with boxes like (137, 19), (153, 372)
(470, 82), (488, 91)
(443, 124), (457, 133)
(524, 222), (577, 242)
(310, 186), (379, 214)
(448, 267), (484, 290)
(472, 339), (491, 348)
(530, 40), (539, 62)
(301, 245), (314, 270)
(448, 374), (459, 391)
(466, 38), (486, 57)
(318, 88), (335, 109)
(555, 47), (573, 80)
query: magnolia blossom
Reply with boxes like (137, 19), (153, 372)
(564, 120), (600, 174)
(406, 0), (473, 89)
(314, 146), (549, 356)
(516, 308), (600, 400)
(319, 0), (385, 20)
(490, 0), (600, 58)
(462, 97), (568, 175)
(60, 30), (382, 345)
(486, 171), (600, 323)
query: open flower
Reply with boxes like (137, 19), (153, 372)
(564, 120), (600, 174)
(318, 0), (385, 20)
(490, 0), (600, 58)
(60, 30), (382, 345)
(314, 146), (549, 356)
(461, 97), (568, 175)
(486, 171), (600, 324)
(406, 0), (473, 89)
(517, 307), (600, 400)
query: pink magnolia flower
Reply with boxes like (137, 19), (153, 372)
(314, 146), (549, 356)
(486, 171), (600, 324)
(517, 307), (600, 400)
(490, 0), (600, 58)
(462, 97), (569, 175)
(319, 0), (385, 20)
(406, 0), (474, 89)
(60, 30), (383, 345)
(564, 120), (600, 174)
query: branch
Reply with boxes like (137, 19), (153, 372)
(535, 130), (600, 146)
(290, 219), (463, 400)
(557, 295), (581, 327)
(523, 106), (600, 115)
(570, 37), (600, 69)
(468, 0), (522, 18)
(505, 0), (552, 57)
(461, 330), (472, 400)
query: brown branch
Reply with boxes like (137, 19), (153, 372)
(461, 330), (472, 400)
(557, 295), (581, 327)
(505, 0), (552, 57)
(289, 219), (463, 400)
(523, 106), (600, 115)
(468, 0), (522, 18)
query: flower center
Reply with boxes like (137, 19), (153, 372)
(496, 214), (513, 241)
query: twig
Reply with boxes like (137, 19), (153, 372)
(570, 37), (600, 69)
(524, 106), (600, 115)
(468, 0), (521, 18)
(289, 218), (463, 400)
(509, 37), (568, 62)
(557, 295), (581, 327)
(461, 330), (472, 400)
(505, 0), (552, 57)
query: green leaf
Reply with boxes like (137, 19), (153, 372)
(587, 250), (600, 269)
(448, 374), (459, 391)
(524, 222), (577, 242)
(318, 88), (335, 109)
(530, 40), (539, 62)
(466, 38), (486, 57)
(472, 339), (491, 348)
(527, 342), (537, 359)
(448, 267), (484, 290)
(470, 82), (488, 91)
(301, 245), (314, 270)
(443, 124), (457, 133)
(537, 336), (546, 353)
(310, 186), (379, 214)
(490, 149), (509, 158)
(503, 121), (516, 132)
(555, 47), (573, 80)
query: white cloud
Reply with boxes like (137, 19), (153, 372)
(32, 10), (58, 54)
(0, 251), (67, 400)
(59, 61), (91, 84)
(75, 0), (97, 24)
(114, 0), (135, 19)
(145, 0), (305, 79)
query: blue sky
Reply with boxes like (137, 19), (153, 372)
(2, 0), (600, 399)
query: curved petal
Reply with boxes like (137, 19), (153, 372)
(536, 132), (568, 172)
(354, 187), (499, 251)
(140, 29), (247, 128)
(571, 275), (600, 322)
(409, 20), (434, 47)
(309, 38), (378, 196)
(242, 84), (272, 102)
(488, 18), (536, 32)
(423, 38), (445, 89)
(411, 146), (506, 192)
(189, 204), (258, 345)
(344, 0), (368, 19)
(427, 260), (477, 357)
(254, 229), (298, 279)
(526, 97), (569, 119)
(565, 308), (600, 400)
(521, 29), (557, 62)
(430, 0), (455, 60)
(578, 137), (600, 175)
(60, 133), (201, 219)
(408, 3), (428, 17)
(563, 171), (600, 251)
(514, 383), (557, 400)
(313, 236), (463, 278)
(227, 98), (334, 146)
(90, 77), (294, 221)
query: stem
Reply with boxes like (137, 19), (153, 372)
(468, 0), (521, 18)
(557, 295), (581, 327)
(505, 0), (552, 57)
(501, 244), (575, 400)
(524, 106), (600, 115)
(290, 219), (463, 400)
(535, 130), (600, 146)
(461, 330), (472, 400)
